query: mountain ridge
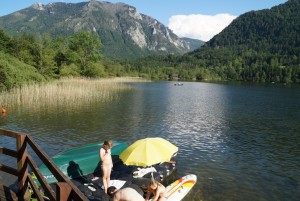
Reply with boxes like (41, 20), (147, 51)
(0, 1), (203, 59)
(204, 0), (299, 53)
(126, 0), (300, 83)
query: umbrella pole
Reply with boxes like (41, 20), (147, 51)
(150, 166), (156, 182)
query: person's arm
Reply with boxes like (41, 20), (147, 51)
(152, 189), (160, 201)
(100, 148), (105, 161)
(145, 188), (151, 201)
(151, 192), (159, 201)
(152, 185), (164, 201)
(79, 168), (83, 176)
(109, 148), (113, 167)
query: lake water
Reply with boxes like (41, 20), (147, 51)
(1, 81), (300, 201)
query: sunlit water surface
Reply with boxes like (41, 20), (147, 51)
(1, 82), (300, 201)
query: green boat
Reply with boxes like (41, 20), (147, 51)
(36, 140), (128, 184)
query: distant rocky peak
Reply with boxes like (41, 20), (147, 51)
(84, 1), (100, 11)
(32, 2), (45, 11)
(84, 1), (122, 12)
(87, 0), (102, 7)
(128, 7), (143, 20)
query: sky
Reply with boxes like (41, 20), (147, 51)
(0, 0), (287, 41)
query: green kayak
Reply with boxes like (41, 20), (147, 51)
(36, 140), (128, 184)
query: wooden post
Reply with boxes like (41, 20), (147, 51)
(56, 182), (72, 201)
(16, 133), (28, 200)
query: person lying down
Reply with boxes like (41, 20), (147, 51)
(107, 186), (145, 201)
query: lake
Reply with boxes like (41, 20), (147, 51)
(1, 81), (300, 201)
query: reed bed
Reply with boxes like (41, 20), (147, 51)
(0, 77), (148, 112)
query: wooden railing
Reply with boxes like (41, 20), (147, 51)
(0, 128), (88, 201)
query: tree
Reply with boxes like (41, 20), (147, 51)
(53, 35), (69, 69)
(0, 29), (10, 52)
(69, 32), (103, 75)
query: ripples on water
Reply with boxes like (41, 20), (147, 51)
(1, 81), (300, 200)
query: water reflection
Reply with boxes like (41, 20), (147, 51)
(1, 82), (300, 200)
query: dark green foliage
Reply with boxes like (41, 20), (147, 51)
(68, 31), (103, 76)
(0, 27), (151, 89)
(0, 29), (118, 89)
(0, 30), (10, 51)
(190, 0), (300, 83)
(0, 51), (46, 90)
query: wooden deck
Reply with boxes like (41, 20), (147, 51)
(0, 185), (18, 201)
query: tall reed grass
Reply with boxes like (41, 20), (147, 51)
(0, 77), (148, 112)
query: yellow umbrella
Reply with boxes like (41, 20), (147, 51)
(119, 137), (178, 167)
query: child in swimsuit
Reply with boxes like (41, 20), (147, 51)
(100, 140), (113, 194)
(145, 179), (167, 201)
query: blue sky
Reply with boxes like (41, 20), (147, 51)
(0, 0), (287, 41)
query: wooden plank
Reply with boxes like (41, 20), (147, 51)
(0, 129), (20, 139)
(27, 155), (56, 200)
(26, 135), (88, 201)
(27, 176), (44, 201)
(26, 135), (65, 181)
(0, 147), (18, 158)
(0, 185), (18, 201)
(1, 130), (88, 200)
(16, 134), (28, 199)
(0, 164), (18, 176)
(56, 182), (72, 201)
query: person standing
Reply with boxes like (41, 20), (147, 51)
(100, 140), (113, 194)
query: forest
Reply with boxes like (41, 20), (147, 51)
(0, 30), (134, 90)
(0, 18), (300, 91)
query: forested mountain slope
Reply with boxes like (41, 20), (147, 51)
(124, 0), (300, 83)
(205, 0), (299, 55)
(172, 0), (300, 83)
(0, 0), (203, 59)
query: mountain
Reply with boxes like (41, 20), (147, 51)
(196, 0), (299, 55)
(185, 0), (300, 83)
(124, 0), (299, 83)
(181, 37), (205, 50)
(0, 0), (203, 59)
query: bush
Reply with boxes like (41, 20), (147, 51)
(60, 63), (81, 77)
(0, 51), (45, 90)
(82, 62), (106, 78)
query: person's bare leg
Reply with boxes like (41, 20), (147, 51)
(106, 164), (112, 191)
(102, 165), (109, 193)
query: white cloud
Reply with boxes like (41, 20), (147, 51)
(168, 13), (237, 42)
